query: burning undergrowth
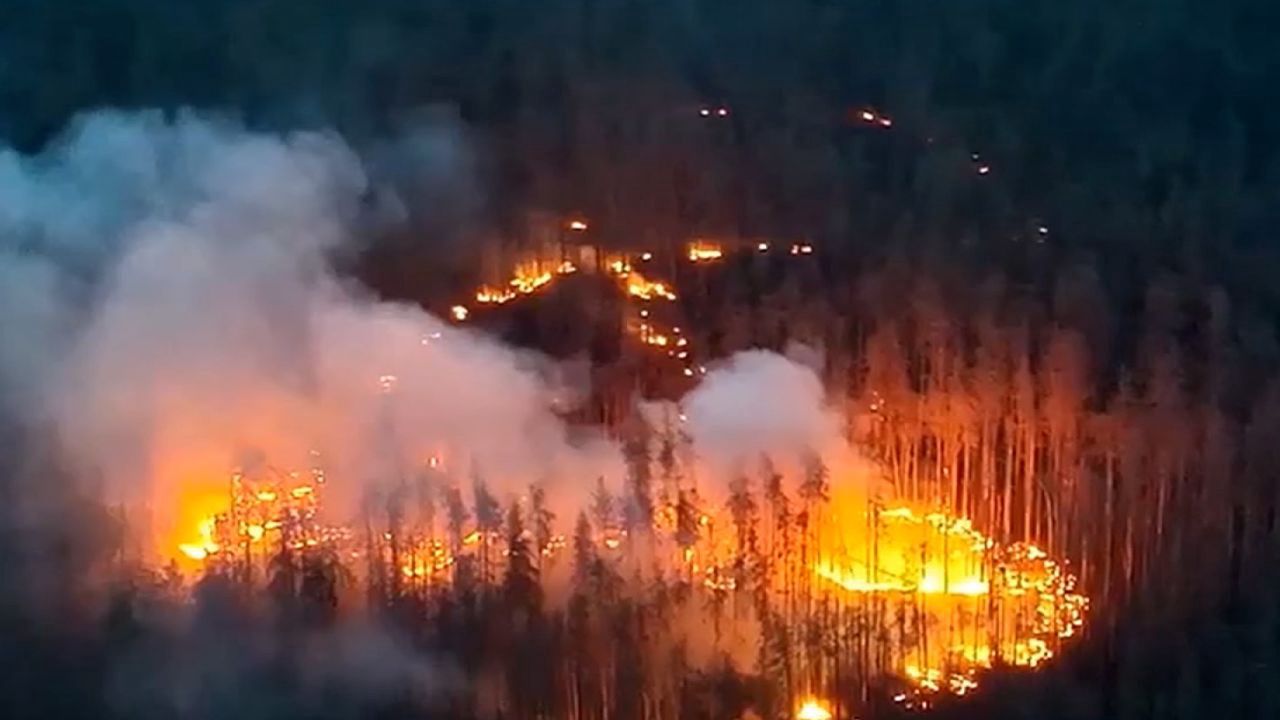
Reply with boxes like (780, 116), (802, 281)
(0, 110), (1086, 718)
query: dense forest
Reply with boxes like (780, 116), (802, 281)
(5, 1), (1280, 719)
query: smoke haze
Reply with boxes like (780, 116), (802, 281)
(0, 109), (873, 720)
(684, 350), (841, 470)
(0, 109), (621, 558)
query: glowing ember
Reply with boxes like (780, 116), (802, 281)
(624, 272), (677, 301)
(451, 305), (469, 321)
(686, 241), (724, 262)
(476, 285), (516, 304)
(640, 326), (670, 347)
(567, 219), (588, 231)
(471, 259), (580, 308)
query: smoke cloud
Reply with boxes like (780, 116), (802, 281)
(0, 109), (887, 716)
(684, 350), (840, 466)
(0, 109), (621, 558)
(679, 348), (868, 491)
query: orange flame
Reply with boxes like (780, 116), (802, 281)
(813, 504), (1087, 705)
(686, 241), (724, 263)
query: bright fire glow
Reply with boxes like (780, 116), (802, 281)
(687, 241), (724, 262)
(178, 515), (219, 561)
(624, 272), (677, 301)
(173, 461), (341, 568)
(813, 504), (1087, 707)
(173, 461), (1086, 713)
(464, 258), (580, 313)
(796, 700), (832, 720)
(476, 267), (554, 304)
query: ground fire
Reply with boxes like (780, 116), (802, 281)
(172, 428), (1086, 710)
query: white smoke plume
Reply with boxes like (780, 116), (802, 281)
(676, 348), (872, 495)
(683, 350), (840, 468)
(0, 109), (621, 558)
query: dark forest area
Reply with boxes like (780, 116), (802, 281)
(5, 2), (1280, 720)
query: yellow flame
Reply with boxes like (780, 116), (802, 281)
(178, 516), (219, 561)
(686, 241), (724, 262)
(796, 700), (832, 720)
(472, 261), (570, 307)
(814, 504), (1087, 705)
(625, 272), (677, 301)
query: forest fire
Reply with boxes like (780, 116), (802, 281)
(174, 460), (342, 568)
(149, 223), (1093, 717)
(9, 0), (1276, 714)
(623, 270), (678, 301)
(473, 261), (574, 305)
(171, 448), (1087, 713)
(812, 505), (1086, 705)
